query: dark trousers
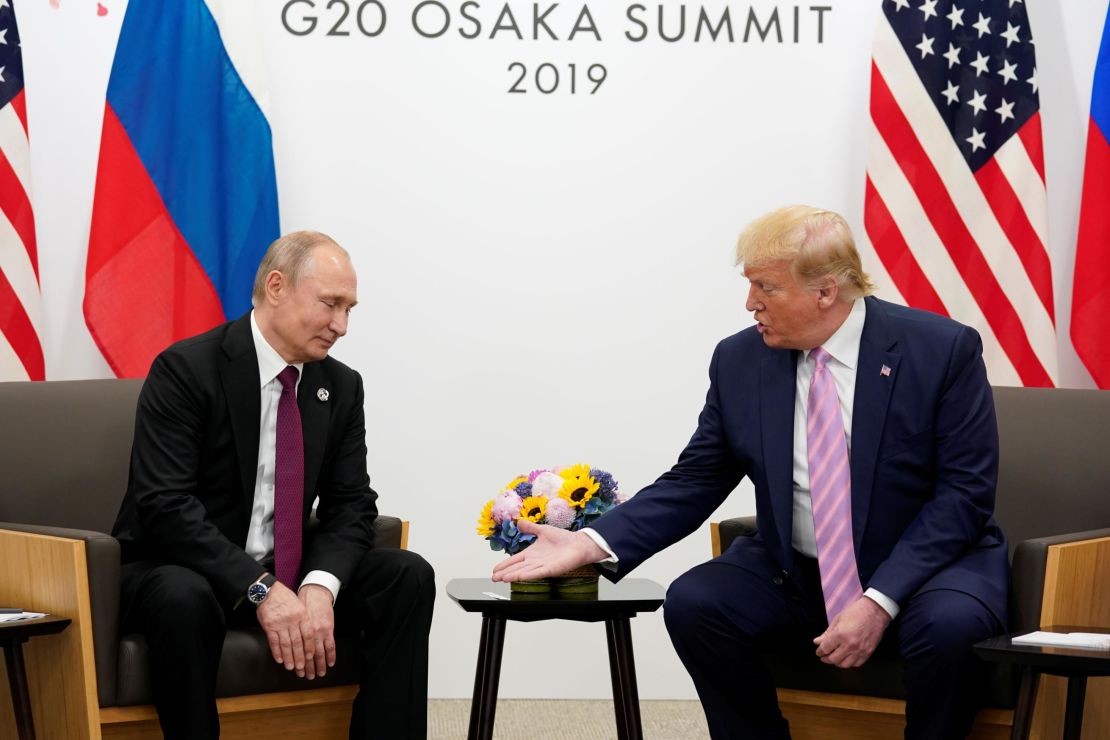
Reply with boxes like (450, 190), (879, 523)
(663, 538), (1002, 740)
(120, 548), (435, 740)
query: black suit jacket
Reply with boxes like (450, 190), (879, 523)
(113, 314), (377, 605)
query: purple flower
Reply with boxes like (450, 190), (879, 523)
(514, 481), (533, 497)
(491, 490), (523, 523)
(527, 468), (549, 483)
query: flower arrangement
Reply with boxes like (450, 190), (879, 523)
(476, 464), (622, 555)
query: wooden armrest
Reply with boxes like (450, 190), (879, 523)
(1039, 534), (1110, 628)
(0, 528), (101, 738)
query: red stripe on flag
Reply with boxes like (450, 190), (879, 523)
(1017, 112), (1046, 184)
(863, 177), (949, 316)
(0, 266), (44, 380)
(1072, 118), (1110, 389)
(10, 91), (28, 135)
(973, 157), (1054, 321)
(870, 64), (1053, 387)
(85, 105), (225, 379)
(0, 148), (38, 280)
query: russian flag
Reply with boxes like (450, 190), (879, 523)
(85, 0), (279, 378)
(1072, 8), (1110, 389)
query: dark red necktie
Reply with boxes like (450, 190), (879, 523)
(274, 366), (304, 588)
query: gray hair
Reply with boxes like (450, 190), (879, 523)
(251, 231), (347, 306)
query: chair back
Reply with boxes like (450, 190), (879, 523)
(992, 386), (1110, 551)
(0, 378), (144, 533)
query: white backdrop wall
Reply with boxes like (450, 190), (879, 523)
(15, 0), (1108, 699)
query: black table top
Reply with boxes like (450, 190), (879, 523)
(0, 614), (71, 642)
(446, 578), (665, 622)
(974, 628), (1110, 676)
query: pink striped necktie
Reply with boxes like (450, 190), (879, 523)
(807, 347), (863, 623)
(274, 365), (304, 588)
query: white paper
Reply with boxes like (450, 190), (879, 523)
(0, 612), (48, 623)
(1011, 631), (1110, 650)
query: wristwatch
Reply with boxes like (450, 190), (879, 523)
(247, 573), (277, 606)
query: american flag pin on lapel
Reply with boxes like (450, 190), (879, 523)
(880, 365), (892, 377)
(317, 388), (330, 402)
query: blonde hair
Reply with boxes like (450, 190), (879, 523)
(251, 231), (346, 306)
(735, 205), (875, 301)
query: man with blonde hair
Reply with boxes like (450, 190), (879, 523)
(495, 206), (1007, 739)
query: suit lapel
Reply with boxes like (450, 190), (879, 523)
(759, 348), (799, 568)
(220, 316), (262, 505)
(850, 298), (900, 552)
(298, 362), (331, 502)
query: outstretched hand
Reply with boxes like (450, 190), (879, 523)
(491, 519), (608, 583)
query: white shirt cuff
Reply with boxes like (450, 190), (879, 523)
(864, 588), (900, 619)
(300, 570), (341, 605)
(581, 527), (619, 566)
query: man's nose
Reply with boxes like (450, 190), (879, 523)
(331, 310), (348, 337)
(745, 287), (761, 313)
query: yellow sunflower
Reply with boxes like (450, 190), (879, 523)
(476, 499), (496, 537)
(560, 463), (592, 483)
(559, 474), (599, 509)
(519, 495), (548, 523)
(504, 475), (528, 491)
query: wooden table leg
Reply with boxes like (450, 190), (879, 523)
(467, 616), (506, 740)
(605, 617), (643, 740)
(1010, 667), (1038, 740)
(1062, 675), (1087, 740)
(3, 639), (35, 740)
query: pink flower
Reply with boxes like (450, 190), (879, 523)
(545, 498), (576, 529)
(527, 468), (549, 483)
(490, 491), (523, 523)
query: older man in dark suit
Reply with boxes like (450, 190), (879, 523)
(113, 231), (434, 739)
(494, 206), (1007, 739)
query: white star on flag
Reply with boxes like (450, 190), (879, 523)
(966, 127), (986, 152)
(995, 98), (1015, 123)
(973, 13), (993, 38)
(971, 51), (990, 76)
(916, 34), (936, 58)
(947, 5), (965, 29)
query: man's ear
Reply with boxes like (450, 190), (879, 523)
(263, 270), (285, 306)
(815, 279), (840, 309)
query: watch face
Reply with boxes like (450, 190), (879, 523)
(247, 582), (269, 605)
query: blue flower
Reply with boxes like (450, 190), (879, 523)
(591, 469), (618, 503)
(514, 481), (533, 498)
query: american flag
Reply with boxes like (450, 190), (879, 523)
(862, 0), (1055, 387)
(0, 0), (42, 381)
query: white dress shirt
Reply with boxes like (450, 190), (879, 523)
(249, 312), (341, 603)
(584, 299), (899, 619)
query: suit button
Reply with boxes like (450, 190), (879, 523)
(772, 576), (784, 586)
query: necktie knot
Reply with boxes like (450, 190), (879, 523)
(811, 346), (831, 371)
(277, 365), (299, 392)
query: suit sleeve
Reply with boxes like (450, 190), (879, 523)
(129, 351), (265, 604)
(866, 325), (999, 605)
(590, 342), (747, 579)
(303, 370), (375, 586)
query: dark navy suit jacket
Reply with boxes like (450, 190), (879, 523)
(591, 296), (1009, 623)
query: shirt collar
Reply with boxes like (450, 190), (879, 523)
(250, 311), (303, 387)
(802, 298), (866, 370)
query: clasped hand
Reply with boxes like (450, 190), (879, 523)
(255, 582), (336, 680)
(812, 596), (891, 668)
(491, 519), (607, 582)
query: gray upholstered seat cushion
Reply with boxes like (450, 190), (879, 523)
(116, 628), (363, 706)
